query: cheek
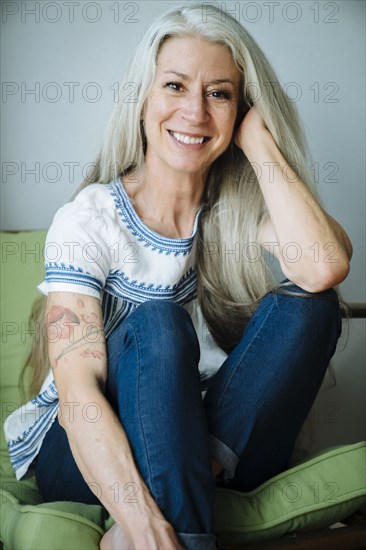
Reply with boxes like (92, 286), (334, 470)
(145, 100), (173, 133)
(220, 112), (237, 140)
(215, 103), (237, 124)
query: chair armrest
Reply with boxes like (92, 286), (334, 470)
(344, 304), (366, 319)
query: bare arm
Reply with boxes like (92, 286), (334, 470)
(235, 107), (352, 292)
(46, 291), (182, 549)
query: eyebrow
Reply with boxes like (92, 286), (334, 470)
(162, 70), (237, 85)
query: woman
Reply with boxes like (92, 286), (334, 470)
(4, 3), (352, 550)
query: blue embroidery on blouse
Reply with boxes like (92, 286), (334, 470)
(104, 267), (197, 305)
(108, 178), (201, 256)
(44, 263), (103, 293)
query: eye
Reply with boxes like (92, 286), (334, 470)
(209, 89), (232, 101)
(165, 82), (183, 92)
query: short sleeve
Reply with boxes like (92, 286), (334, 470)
(37, 185), (112, 300)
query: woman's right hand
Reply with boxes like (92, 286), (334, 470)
(132, 519), (185, 550)
(100, 518), (185, 550)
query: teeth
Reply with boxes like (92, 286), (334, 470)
(171, 131), (205, 144)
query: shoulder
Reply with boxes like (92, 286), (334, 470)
(74, 181), (115, 204)
(51, 182), (117, 228)
(65, 182), (115, 214)
(42, 183), (119, 291)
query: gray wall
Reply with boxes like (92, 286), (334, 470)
(1, 0), (365, 449)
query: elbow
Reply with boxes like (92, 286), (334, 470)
(318, 255), (351, 291)
(300, 261), (351, 294)
(314, 239), (353, 291)
(283, 255), (351, 294)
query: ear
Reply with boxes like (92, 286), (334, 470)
(140, 100), (147, 121)
(140, 102), (147, 140)
(139, 112), (147, 153)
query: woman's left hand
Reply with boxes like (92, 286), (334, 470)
(234, 105), (269, 152)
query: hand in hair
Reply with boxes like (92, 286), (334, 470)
(234, 105), (269, 152)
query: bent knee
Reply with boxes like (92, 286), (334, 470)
(275, 283), (342, 339)
(131, 300), (194, 333)
(135, 299), (189, 318)
(127, 299), (200, 358)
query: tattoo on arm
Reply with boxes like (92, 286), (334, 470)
(47, 305), (81, 340)
(80, 348), (105, 359)
(47, 305), (81, 325)
(47, 304), (105, 368)
(54, 327), (105, 366)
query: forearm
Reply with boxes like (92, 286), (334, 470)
(243, 130), (351, 288)
(59, 384), (166, 529)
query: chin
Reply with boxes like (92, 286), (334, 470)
(168, 161), (208, 175)
(180, 166), (208, 176)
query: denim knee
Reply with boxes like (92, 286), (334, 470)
(272, 281), (342, 338)
(107, 299), (201, 378)
(132, 299), (199, 350)
(133, 299), (195, 325)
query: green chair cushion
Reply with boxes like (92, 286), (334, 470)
(1, 230), (365, 549)
(1, 443), (365, 548)
(214, 441), (366, 545)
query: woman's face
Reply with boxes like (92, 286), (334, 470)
(142, 34), (241, 177)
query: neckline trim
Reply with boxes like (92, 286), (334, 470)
(110, 177), (202, 256)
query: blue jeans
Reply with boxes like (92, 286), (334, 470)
(35, 283), (342, 550)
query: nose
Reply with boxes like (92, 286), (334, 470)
(181, 91), (209, 125)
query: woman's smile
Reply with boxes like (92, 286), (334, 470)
(167, 129), (212, 148)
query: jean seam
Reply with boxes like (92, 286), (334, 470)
(216, 293), (278, 409)
(124, 321), (157, 497)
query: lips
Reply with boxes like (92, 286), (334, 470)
(168, 130), (211, 145)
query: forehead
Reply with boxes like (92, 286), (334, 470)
(156, 35), (240, 82)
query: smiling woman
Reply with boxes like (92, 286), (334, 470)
(3, 3), (352, 550)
